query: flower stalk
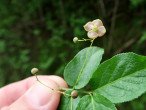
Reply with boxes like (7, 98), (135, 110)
(32, 19), (106, 98)
(31, 68), (71, 96)
(72, 39), (95, 89)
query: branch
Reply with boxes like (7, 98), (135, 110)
(107, 0), (119, 54)
(114, 34), (141, 54)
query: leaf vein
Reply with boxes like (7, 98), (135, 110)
(94, 68), (146, 92)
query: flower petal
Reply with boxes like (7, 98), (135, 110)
(84, 22), (94, 31)
(92, 19), (103, 27)
(97, 26), (106, 37)
(87, 30), (98, 39)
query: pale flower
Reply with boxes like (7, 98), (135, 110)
(84, 19), (106, 39)
(73, 37), (78, 43)
(31, 68), (39, 74)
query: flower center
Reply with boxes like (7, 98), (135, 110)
(92, 26), (98, 32)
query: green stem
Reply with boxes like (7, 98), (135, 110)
(78, 38), (91, 42)
(73, 39), (94, 89)
(71, 97), (73, 110)
(78, 40), (86, 41)
(59, 88), (73, 91)
(60, 87), (92, 95)
(89, 93), (95, 110)
(35, 74), (71, 96)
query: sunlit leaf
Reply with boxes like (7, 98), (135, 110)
(90, 53), (146, 103)
(64, 47), (104, 89)
(76, 94), (117, 110)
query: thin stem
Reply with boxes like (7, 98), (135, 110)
(60, 88), (92, 94)
(71, 97), (73, 110)
(78, 40), (86, 41)
(78, 38), (91, 42)
(89, 93), (95, 110)
(73, 39), (95, 89)
(34, 74), (71, 96)
(59, 88), (73, 91)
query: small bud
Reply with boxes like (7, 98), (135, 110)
(71, 90), (78, 99)
(31, 68), (39, 74)
(73, 37), (78, 43)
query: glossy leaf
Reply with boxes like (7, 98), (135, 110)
(76, 93), (117, 110)
(64, 47), (104, 89)
(90, 53), (146, 103)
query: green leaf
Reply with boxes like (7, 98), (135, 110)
(90, 53), (146, 103)
(58, 91), (80, 110)
(76, 94), (117, 110)
(130, 0), (144, 7)
(64, 47), (104, 89)
(0, 40), (5, 52)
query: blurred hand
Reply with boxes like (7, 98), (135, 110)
(0, 75), (68, 110)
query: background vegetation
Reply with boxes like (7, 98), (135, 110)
(0, 0), (146, 109)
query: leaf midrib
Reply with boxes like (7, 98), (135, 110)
(71, 97), (73, 110)
(93, 68), (146, 92)
(90, 95), (115, 110)
(90, 95), (95, 110)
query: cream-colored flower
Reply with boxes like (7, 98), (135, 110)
(84, 19), (106, 39)
(73, 37), (78, 43)
(31, 68), (39, 74)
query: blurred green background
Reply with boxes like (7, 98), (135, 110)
(0, 0), (146, 109)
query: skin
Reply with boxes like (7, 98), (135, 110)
(0, 75), (68, 110)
